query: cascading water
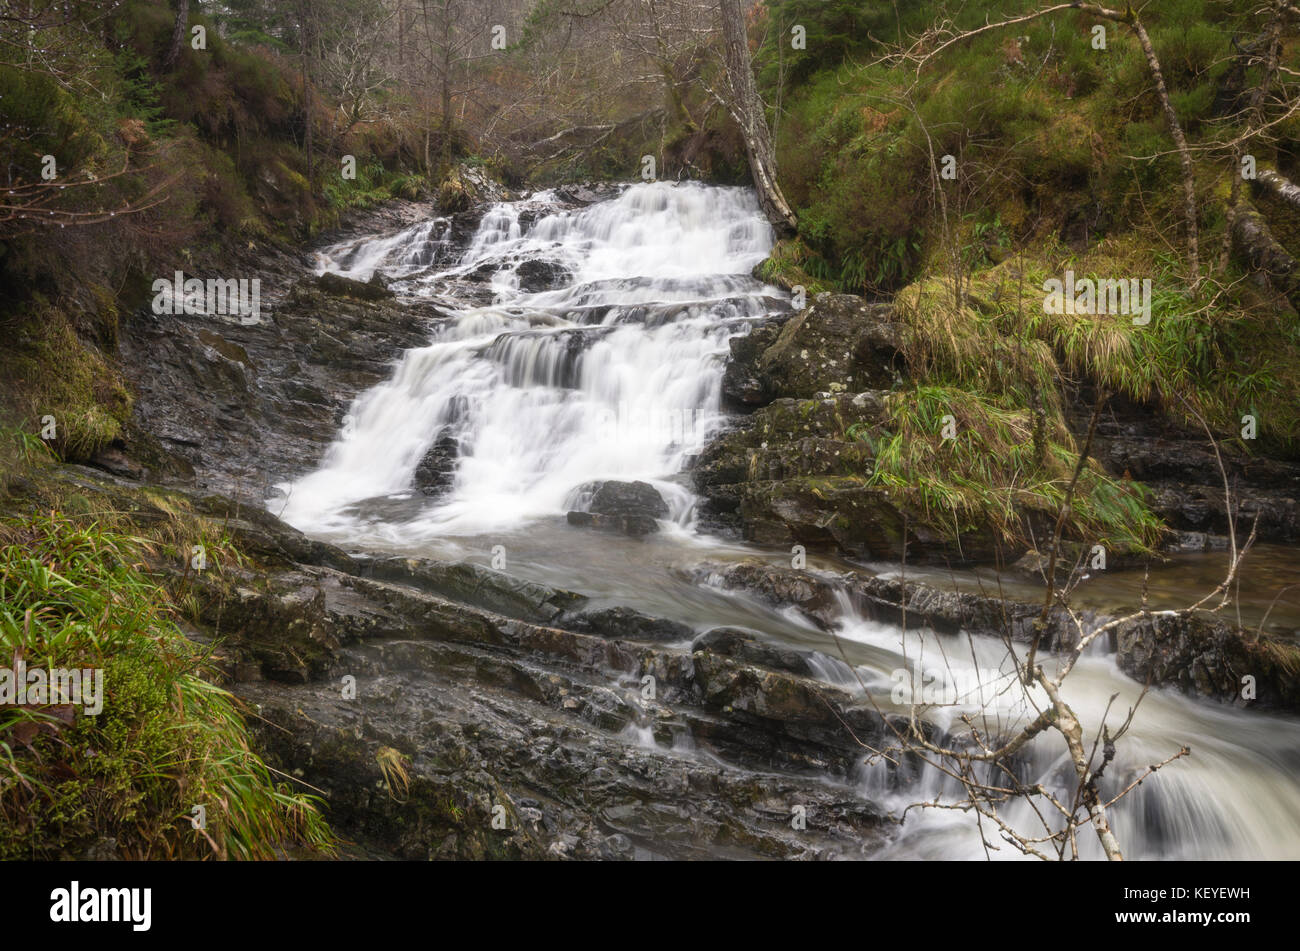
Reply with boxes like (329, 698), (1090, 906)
(279, 183), (779, 539)
(820, 590), (1300, 860)
(276, 181), (1300, 860)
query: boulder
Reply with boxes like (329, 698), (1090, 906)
(721, 293), (905, 408)
(413, 431), (460, 496)
(567, 480), (669, 536)
(317, 270), (396, 300)
(515, 259), (570, 292)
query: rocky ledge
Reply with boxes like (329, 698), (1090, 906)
(687, 559), (1300, 712)
(697, 291), (1300, 565)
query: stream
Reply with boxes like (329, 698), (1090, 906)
(273, 181), (1300, 860)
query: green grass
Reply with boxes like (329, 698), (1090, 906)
(861, 384), (1163, 553)
(896, 245), (1300, 449)
(0, 434), (334, 860)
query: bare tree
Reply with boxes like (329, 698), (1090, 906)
(163, 0), (190, 70)
(717, 0), (795, 233)
(830, 390), (1252, 860)
(317, 0), (399, 140)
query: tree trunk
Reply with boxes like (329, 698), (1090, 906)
(163, 0), (189, 69)
(1124, 13), (1199, 284)
(1221, 0), (1287, 273)
(1232, 200), (1300, 304)
(718, 0), (797, 236)
(296, 1), (314, 184)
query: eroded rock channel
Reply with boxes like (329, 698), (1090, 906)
(102, 182), (1300, 860)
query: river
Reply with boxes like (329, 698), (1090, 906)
(274, 181), (1300, 860)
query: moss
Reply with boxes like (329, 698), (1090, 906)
(0, 299), (133, 461)
(761, 0), (1249, 296)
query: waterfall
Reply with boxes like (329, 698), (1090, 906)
(831, 597), (1300, 860)
(278, 182), (779, 538)
(273, 181), (1300, 860)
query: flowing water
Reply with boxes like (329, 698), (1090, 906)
(276, 181), (1300, 860)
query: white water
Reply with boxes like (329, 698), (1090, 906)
(276, 182), (1300, 860)
(822, 593), (1300, 860)
(279, 182), (778, 538)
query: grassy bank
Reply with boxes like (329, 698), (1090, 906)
(750, 0), (1300, 550)
(0, 432), (334, 859)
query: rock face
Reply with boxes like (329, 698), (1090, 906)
(203, 515), (897, 859)
(117, 266), (445, 502)
(1075, 390), (1300, 547)
(567, 480), (669, 536)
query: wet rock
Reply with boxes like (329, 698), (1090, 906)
(360, 556), (587, 624)
(317, 270), (396, 301)
(693, 627), (818, 677)
(721, 319), (785, 408)
(563, 606), (693, 642)
(722, 293), (905, 406)
(1165, 531), (1231, 554)
(190, 568), (340, 683)
(1074, 389), (1300, 548)
(552, 182), (623, 206)
(189, 493), (357, 572)
(118, 271), (443, 501)
(692, 557), (1300, 711)
(695, 388), (1033, 564)
(227, 558), (893, 859)
(515, 259), (570, 292)
(589, 480), (669, 518)
(413, 431), (459, 496)
(689, 560), (1078, 650)
(566, 510), (660, 536)
(1149, 483), (1300, 543)
(466, 262), (498, 282)
(567, 480), (668, 536)
(696, 392), (969, 561)
(1116, 611), (1300, 709)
